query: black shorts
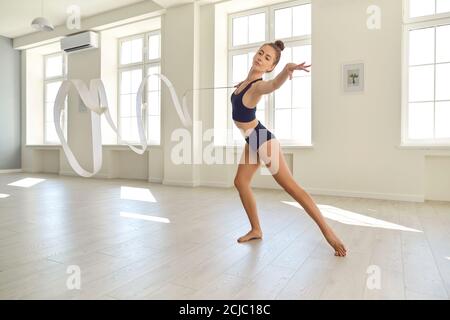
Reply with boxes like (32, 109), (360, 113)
(245, 121), (276, 152)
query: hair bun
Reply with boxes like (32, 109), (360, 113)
(274, 40), (285, 51)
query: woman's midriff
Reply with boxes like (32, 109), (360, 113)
(234, 118), (259, 138)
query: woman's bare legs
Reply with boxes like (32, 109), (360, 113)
(234, 143), (264, 242)
(258, 139), (347, 257)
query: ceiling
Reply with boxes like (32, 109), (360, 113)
(0, 0), (216, 38)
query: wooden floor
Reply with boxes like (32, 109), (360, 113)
(0, 172), (449, 300)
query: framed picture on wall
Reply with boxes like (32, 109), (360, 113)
(342, 62), (365, 92)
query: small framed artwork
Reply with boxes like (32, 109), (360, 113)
(342, 62), (364, 92)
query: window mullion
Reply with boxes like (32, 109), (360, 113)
(433, 25), (437, 140)
(144, 32), (148, 63)
(269, 5), (274, 130)
(142, 61), (148, 139)
(291, 7), (294, 39)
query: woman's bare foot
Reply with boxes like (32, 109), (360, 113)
(237, 229), (263, 243)
(324, 230), (347, 257)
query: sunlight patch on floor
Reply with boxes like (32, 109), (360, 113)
(120, 211), (170, 223)
(120, 186), (157, 202)
(7, 178), (46, 188)
(282, 201), (422, 232)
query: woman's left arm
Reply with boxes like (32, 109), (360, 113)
(274, 62), (311, 88)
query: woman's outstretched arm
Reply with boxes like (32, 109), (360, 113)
(275, 62), (311, 84)
(254, 62), (311, 95)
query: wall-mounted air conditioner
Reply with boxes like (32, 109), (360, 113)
(61, 31), (99, 53)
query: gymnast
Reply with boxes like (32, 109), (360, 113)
(231, 40), (346, 257)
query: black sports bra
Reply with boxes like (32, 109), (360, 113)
(230, 78), (262, 122)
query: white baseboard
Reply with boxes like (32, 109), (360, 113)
(0, 169), (22, 174)
(162, 179), (200, 187)
(20, 168), (48, 174)
(59, 171), (109, 179)
(59, 171), (77, 177)
(159, 181), (423, 202)
(94, 173), (110, 179)
(148, 177), (163, 183)
(304, 187), (425, 203)
(200, 180), (232, 188)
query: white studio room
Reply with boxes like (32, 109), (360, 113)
(0, 0), (450, 306)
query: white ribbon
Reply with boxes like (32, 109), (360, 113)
(54, 73), (193, 178)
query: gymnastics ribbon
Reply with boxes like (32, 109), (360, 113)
(53, 73), (194, 177)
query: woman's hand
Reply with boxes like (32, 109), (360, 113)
(285, 62), (311, 80)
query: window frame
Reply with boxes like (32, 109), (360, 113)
(269, 0), (312, 43)
(401, 4), (450, 146)
(43, 52), (67, 145)
(227, 0), (312, 146)
(117, 30), (161, 146)
(403, 0), (450, 24)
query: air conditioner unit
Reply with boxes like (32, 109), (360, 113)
(61, 31), (99, 53)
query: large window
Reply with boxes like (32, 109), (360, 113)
(403, 0), (450, 145)
(118, 31), (161, 145)
(44, 53), (67, 144)
(228, 0), (312, 145)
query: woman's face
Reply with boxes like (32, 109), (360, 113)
(252, 45), (277, 73)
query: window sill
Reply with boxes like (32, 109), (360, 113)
(397, 144), (450, 150)
(397, 144), (450, 158)
(220, 144), (314, 153)
(25, 144), (61, 150)
(25, 144), (162, 151)
(103, 144), (162, 150)
(221, 143), (313, 148)
(280, 144), (314, 149)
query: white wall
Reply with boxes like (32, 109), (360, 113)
(0, 36), (21, 170)
(161, 2), (201, 186)
(17, 0), (450, 202)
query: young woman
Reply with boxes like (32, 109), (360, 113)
(231, 40), (347, 257)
